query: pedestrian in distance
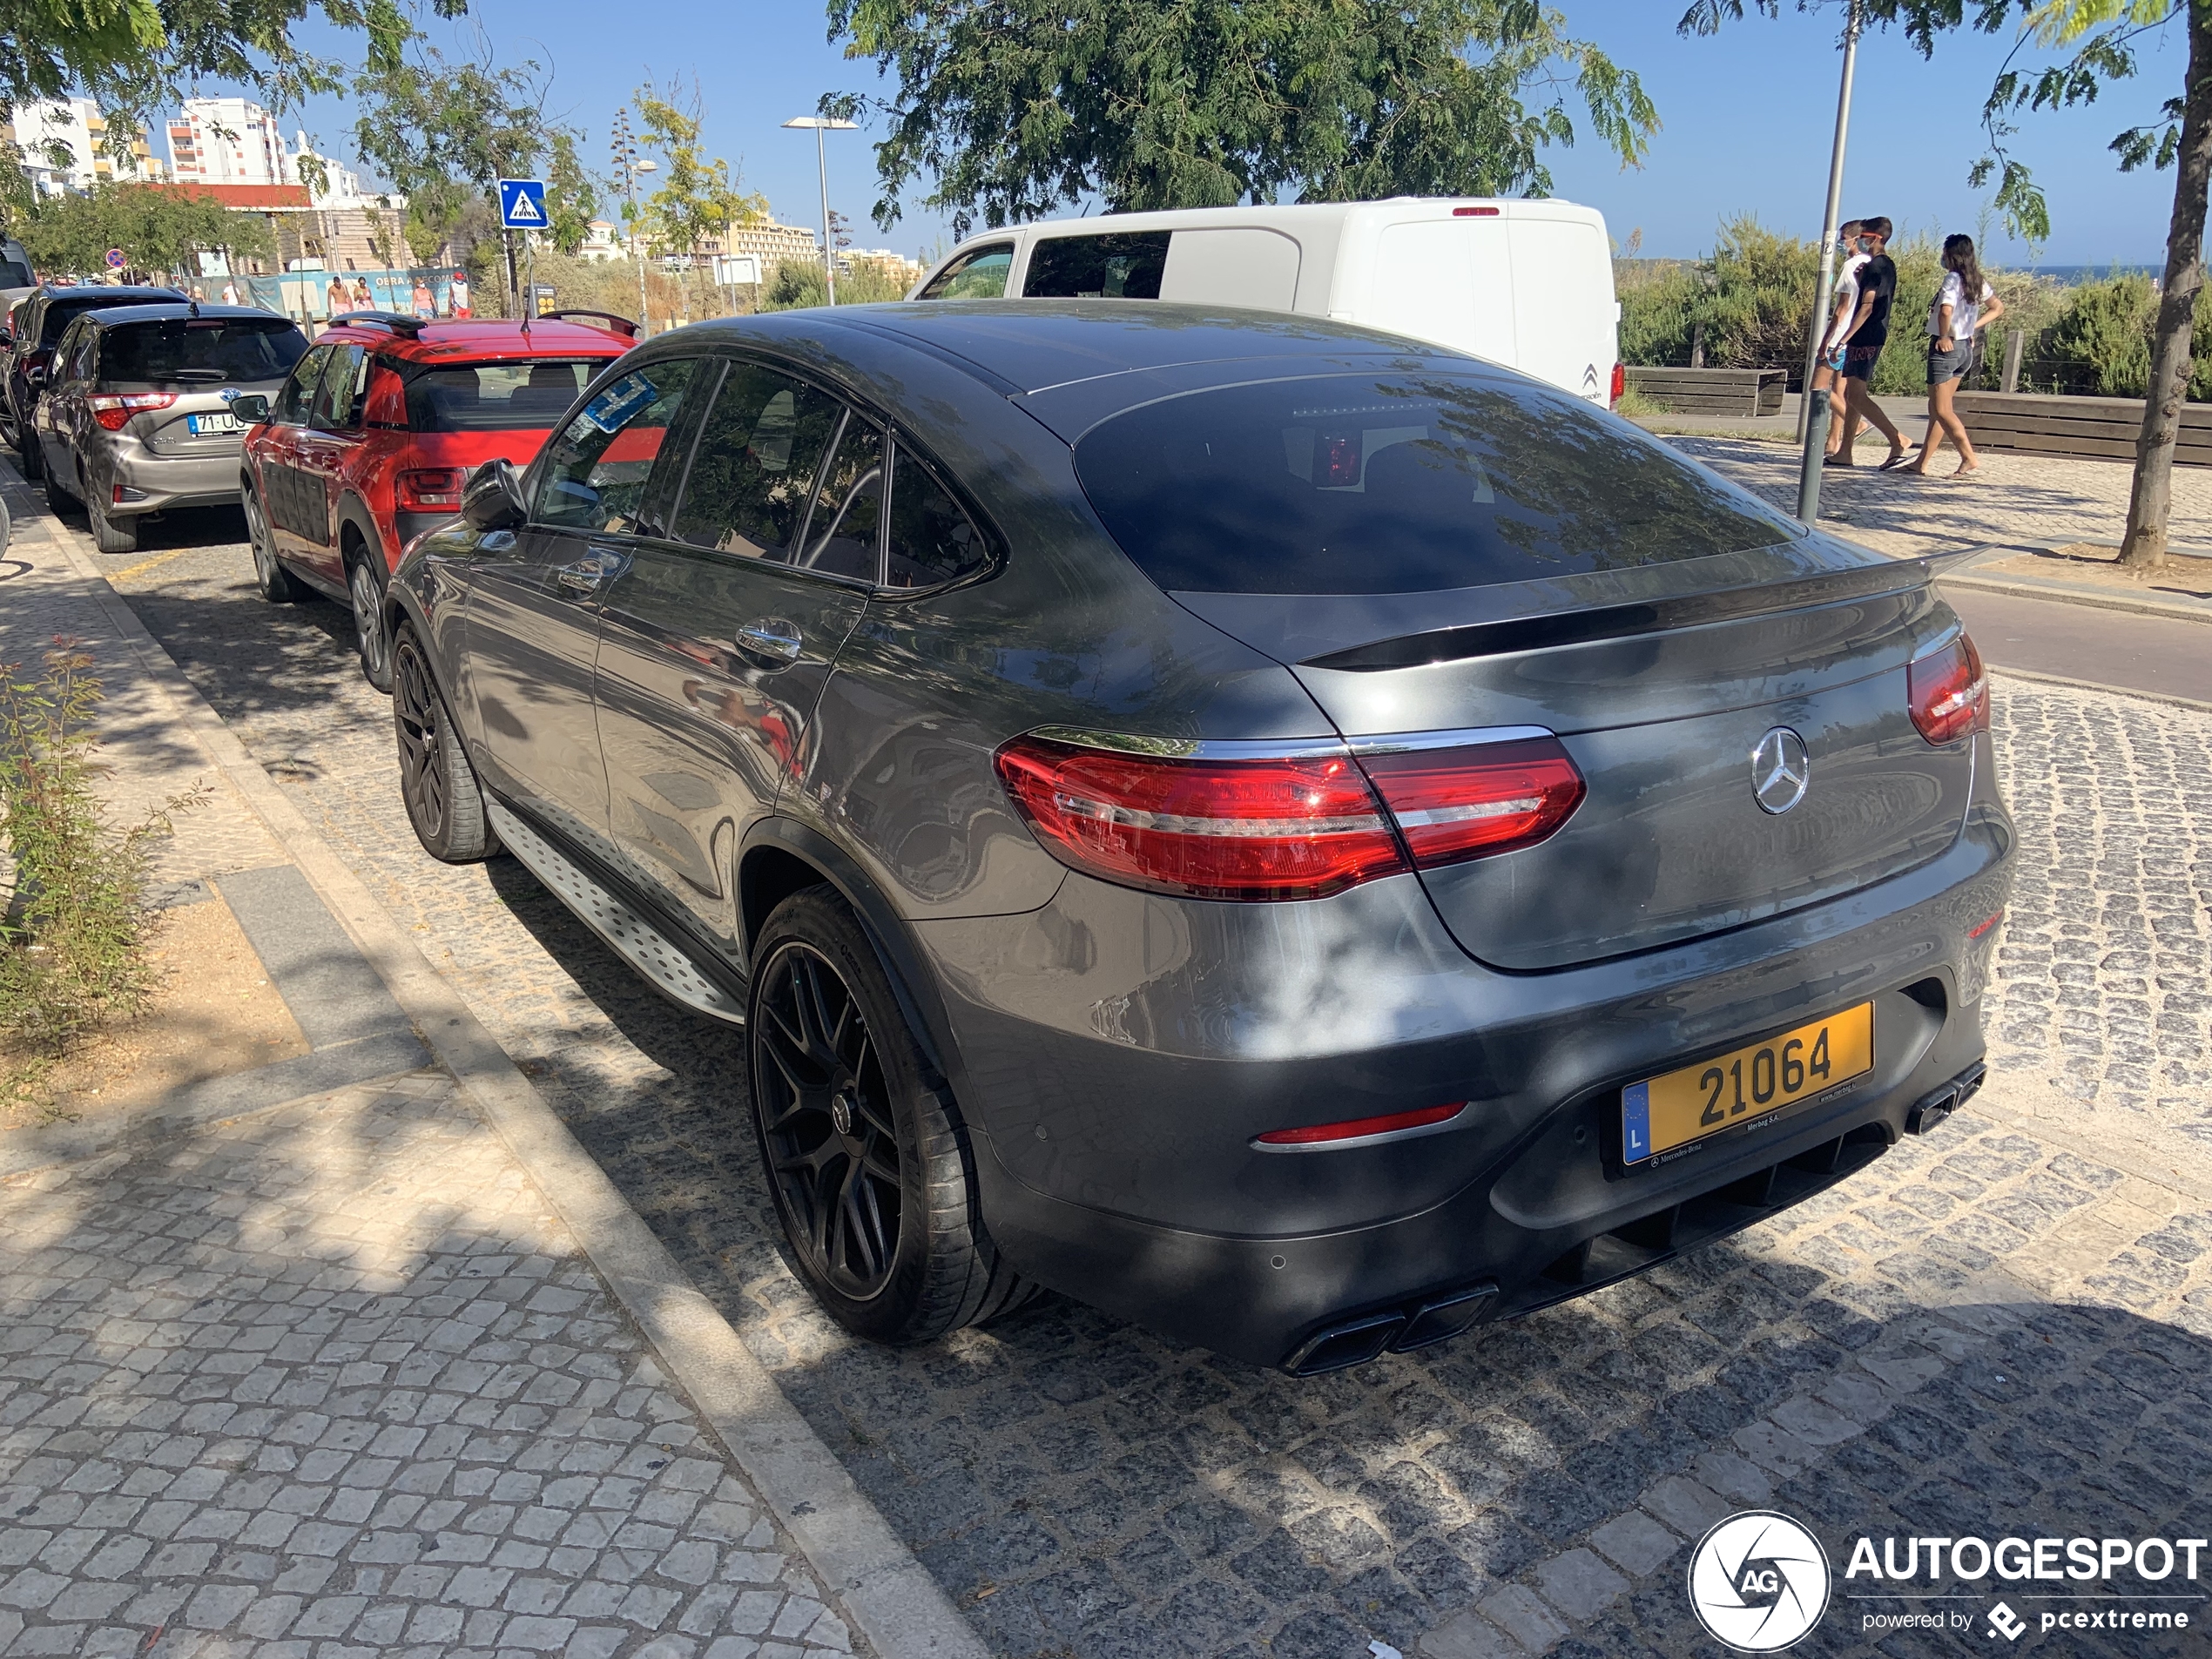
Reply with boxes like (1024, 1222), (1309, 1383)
(411, 278), (435, 320)
(449, 269), (471, 318)
(1812, 219), (1865, 454)
(1829, 217), (1909, 469)
(1909, 233), (2006, 480)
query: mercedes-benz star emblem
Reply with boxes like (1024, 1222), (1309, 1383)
(830, 1096), (855, 1137)
(1751, 727), (1811, 815)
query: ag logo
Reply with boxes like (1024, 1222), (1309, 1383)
(1687, 1511), (1831, 1651)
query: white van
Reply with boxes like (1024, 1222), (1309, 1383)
(906, 199), (1622, 405)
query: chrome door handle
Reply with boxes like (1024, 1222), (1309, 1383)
(734, 618), (802, 666)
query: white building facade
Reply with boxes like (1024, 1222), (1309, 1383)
(10, 98), (165, 196)
(165, 98), (291, 187)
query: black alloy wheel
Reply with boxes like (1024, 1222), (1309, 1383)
(350, 556), (393, 692)
(745, 888), (1035, 1345)
(391, 622), (492, 861)
(754, 941), (904, 1301)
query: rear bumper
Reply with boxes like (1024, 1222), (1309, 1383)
(916, 745), (2014, 1370)
(104, 446), (243, 515)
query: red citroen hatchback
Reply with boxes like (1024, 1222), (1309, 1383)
(239, 310), (635, 689)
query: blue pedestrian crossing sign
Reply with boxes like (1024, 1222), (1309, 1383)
(497, 179), (549, 230)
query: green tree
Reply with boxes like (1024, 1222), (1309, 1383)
(1680, 0), (2212, 569)
(16, 181), (273, 278)
(545, 130), (599, 256)
(1, 0), (462, 231)
(634, 80), (767, 314)
(826, 0), (1659, 235)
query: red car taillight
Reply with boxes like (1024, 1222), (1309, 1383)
(1609, 361), (1626, 406)
(1908, 633), (1988, 745)
(88, 392), (177, 430)
(992, 732), (1586, 900)
(992, 738), (1405, 900)
(1356, 738), (1587, 867)
(396, 467), (466, 511)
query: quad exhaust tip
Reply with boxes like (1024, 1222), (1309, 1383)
(1905, 1062), (1986, 1136)
(1281, 1281), (1499, 1376)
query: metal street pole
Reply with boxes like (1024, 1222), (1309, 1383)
(784, 116), (859, 307)
(1796, 0), (1864, 448)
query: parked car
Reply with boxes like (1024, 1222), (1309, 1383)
(0, 239), (35, 317)
(3, 283), (188, 477)
(908, 199), (1624, 406)
(233, 310), (636, 691)
(380, 302), (2013, 1374)
(32, 304), (309, 553)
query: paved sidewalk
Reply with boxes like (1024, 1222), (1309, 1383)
(0, 472), (875, 1659)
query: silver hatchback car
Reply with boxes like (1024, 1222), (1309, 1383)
(35, 302), (307, 552)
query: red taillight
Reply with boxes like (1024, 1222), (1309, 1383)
(1908, 633), (1989, 745)
(994, 732), (1587, 900)
(397, 467), (466, 511)
(1255, 1103), (1466, 1147)
(88, 391), (177, 430)
(1609, 361), (1626, 406)
(1354, 738), (1586, 867)
(992, 738), (1406, 900)
(1453, 206), (1501, 217)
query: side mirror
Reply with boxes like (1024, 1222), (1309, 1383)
(231, 393), (271, 424)
(461, 457), (526, 531)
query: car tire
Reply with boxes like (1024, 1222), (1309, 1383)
(44, 459), (79, 520)
(17, 427), (41, 482)
(747, 887), (1038, 1345)
(245, 488), (306, 604)
(348, 550), (394, 693)
(87, 492), (136, 554)
(391, 620), (496, 862)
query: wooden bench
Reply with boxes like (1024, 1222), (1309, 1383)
(1623, 367), (1789, 418)
(1955, 391), (2212, 468)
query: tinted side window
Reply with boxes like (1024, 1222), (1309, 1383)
(273, 346), (331, 426)
(886, 447), (988, 589)
(670, 363), (841, 559)
(1072, 372), (1801, 596)
(796, 420), (883, 583)
(1022, 233), (1170, 300)
(311, 345), (369, 431)
(534, 358), (698, 533)
(917, 244), (1014, 300)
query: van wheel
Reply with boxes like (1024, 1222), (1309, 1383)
(87, 493), (136, 554)
(748, 887), (1037, 1345)
(392, 621), (494, 862)
(246, 489), (305, 604)
(348, 549), (393, 693)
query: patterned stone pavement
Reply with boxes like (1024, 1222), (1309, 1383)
(44, 492), (2212, 1657)
(0, 1071), (860, 1659)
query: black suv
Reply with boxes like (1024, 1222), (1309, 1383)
(4, 284), (185, 478)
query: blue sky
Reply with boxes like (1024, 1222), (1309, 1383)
(262, 0), (2176, 267)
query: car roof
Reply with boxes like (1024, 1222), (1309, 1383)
(38, 284), (188, 303)
(82, 303), (294, 328)
(320, 315), (633, 362)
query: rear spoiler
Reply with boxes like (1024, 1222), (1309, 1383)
(1298, 549), (1975, 673)
(543, 309), (639, 338)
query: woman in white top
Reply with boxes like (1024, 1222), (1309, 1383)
(1910, 233), (2006, 478)
(1815, 219), (1866, 457)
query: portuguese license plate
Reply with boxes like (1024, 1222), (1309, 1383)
(188, 410), (242, 435)
(1622, 1002), (1873, 1165)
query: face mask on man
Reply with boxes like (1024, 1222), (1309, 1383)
(1857, 236), (1876, 253)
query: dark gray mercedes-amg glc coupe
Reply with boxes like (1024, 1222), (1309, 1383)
(382, 302), (2012, 1374)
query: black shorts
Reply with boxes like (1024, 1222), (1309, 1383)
(1842, 343), (1884, 382)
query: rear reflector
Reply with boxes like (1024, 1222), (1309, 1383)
(992, 737), (1406, 900)
(1254, 1102), (1465, 1147)
(1908, 632), (1989, 745)
(1354, 738), (1585, 867)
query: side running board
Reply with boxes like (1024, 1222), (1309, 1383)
(487, 800), (745, 1026)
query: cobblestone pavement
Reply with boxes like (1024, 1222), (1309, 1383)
(54, 493), (2212, 1657)
(1672, 435), (2212, 561)
(0, 1073), (865, 1659)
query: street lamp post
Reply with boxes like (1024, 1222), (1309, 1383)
(1797, 0), (1865, 447)
(782, 115), (858, 304)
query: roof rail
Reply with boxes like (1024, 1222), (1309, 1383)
(327, 310), (427, 335)
(543, 309), (639, 338)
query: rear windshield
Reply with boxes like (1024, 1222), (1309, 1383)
(100, 317), (307, 387)
(0, 260), (30, 289)
(1072, 372), (1800, 595)
(406, 360), (600, 431)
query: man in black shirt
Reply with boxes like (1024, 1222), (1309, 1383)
(1831, 216), (1907, 468)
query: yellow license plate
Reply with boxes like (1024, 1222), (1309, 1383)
(1622, 1002), (1873, 1165)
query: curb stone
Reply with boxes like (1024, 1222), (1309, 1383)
(28, 481), (992, 1659)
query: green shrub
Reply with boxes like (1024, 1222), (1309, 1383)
(1, 644), (198, 1100)
(759, 260), (910, 311)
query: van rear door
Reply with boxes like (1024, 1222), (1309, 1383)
(1507, 211), (1615, 404)
(1359, 212), (1516, 368)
